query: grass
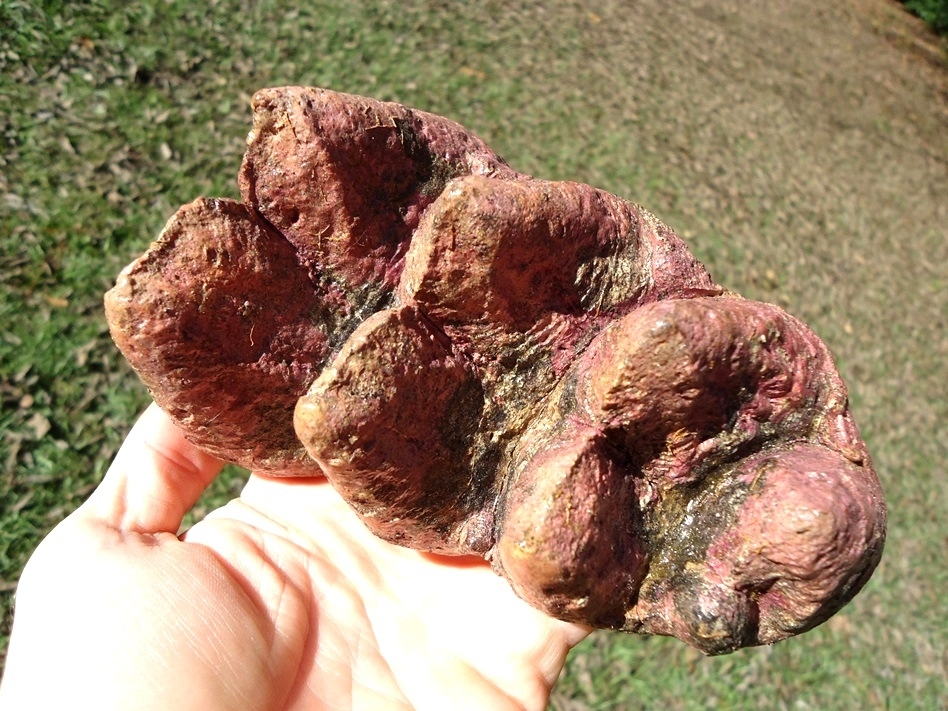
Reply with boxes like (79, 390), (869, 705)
(903, 0), (948, 34)
(2, 1), (946, 708)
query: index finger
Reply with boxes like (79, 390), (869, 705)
(79, 403), (225, 534)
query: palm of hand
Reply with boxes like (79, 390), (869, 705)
(0, 405), (587, 711)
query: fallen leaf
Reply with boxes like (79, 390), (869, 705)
(12, 490), (34, 514)
(43, 294), (69, 308)
(74, 339), (98, 367)
(27, 411), (51, 440)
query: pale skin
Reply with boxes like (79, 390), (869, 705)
(0, 404), (589, 710)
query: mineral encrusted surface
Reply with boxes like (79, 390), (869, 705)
(105, 87), (886, 654)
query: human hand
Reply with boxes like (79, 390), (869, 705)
(0, 404), (589, 710)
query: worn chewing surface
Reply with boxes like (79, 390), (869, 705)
(105, 86), (886, 654)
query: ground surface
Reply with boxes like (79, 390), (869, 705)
(1, 0), (945, 708)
